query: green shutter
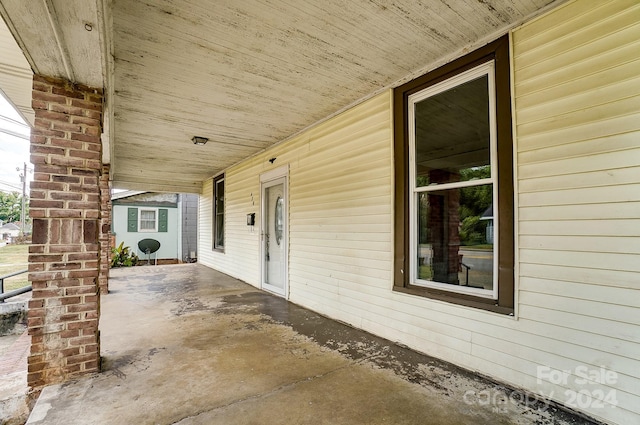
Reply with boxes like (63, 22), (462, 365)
(158, 209), (168, 232)
(127, 208), (138, 232)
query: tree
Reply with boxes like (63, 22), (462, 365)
(459, 166), (493, 246)
(0, 191), (28, 223)
(459, 166), (492, 219)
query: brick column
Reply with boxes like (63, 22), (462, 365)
(427, 170), (460, 285)
(98, 164), (111, 294)
(28, 75), (103, 387)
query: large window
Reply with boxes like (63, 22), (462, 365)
(393, 36), (514, 313)
(213, 174), (225, 251)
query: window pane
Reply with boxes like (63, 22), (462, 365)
(140, 221), (153, 230)
(216, 180), (224, 212)
(140, 210), (156, 230)
(414, 75), (490, 187)
(215, 215), (224, 247)
(416, 184), (494, 290)
(140, 210), (155, 220)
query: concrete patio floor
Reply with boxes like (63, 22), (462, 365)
(26, 264), (594, 425)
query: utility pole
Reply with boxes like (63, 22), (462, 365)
(17, 162), (26, 237)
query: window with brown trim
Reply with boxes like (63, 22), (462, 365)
(213, 174), (225, 251)
(393, 35), (514, 314)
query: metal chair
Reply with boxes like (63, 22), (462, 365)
(138, 239), (161, 265)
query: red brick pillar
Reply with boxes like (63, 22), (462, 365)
(98, 164), (111, 294)
(27, 75), (103, 387)
(427, 170), (460, 285)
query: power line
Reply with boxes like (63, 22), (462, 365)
(0, 127), (30, 140)
(0, 114), (29, 127)
(0, 180), (23, 191)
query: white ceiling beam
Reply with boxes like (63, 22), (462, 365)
(111, 177), (203, 195)
(97, 0), (114, 167)
(42, 0), (75, 82)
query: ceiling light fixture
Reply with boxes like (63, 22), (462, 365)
(192, 136), (208, 145)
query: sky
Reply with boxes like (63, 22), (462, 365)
(0, 93), (30, 195)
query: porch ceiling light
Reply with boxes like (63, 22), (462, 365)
(192, 136), (208, 145)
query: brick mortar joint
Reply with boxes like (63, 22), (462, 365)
(33, 75), (103, 96)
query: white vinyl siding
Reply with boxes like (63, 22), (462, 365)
(512, 1), (640, 424)
(198, 179), (213, 260)
(198, 1), (639, 424)
(199, 172), (261, 284)
(288, 95), (393, 317)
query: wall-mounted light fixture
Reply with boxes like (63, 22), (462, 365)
(192, 136), (208, 145)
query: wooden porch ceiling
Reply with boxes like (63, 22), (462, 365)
(0, 0), (562, 193)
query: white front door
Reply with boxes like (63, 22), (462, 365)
(261, 174), (287, 297)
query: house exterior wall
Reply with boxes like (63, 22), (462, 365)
(198, 1), (639, 423)
(112, 204), (179, 261)
(199, 170), (261, 283)
(511, 1), (640, 424)
(0, 225), (20, 242)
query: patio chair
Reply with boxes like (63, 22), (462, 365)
(138, 238), (161, 265)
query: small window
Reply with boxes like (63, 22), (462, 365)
(139, 209), (157, 232)
(213, 174), (225, 251)
(393, 35), (514, 314)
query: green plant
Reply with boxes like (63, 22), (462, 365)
(110, 242), (139, 267)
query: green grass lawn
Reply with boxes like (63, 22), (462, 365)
(0, 243), (29, 292)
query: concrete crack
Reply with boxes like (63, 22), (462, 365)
(171, 359), (364, 424)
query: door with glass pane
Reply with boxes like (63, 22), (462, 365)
(261, 176), (287, 297)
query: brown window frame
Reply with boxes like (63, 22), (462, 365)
(213, 174), (225, 252)
(393, 35), (514, 314)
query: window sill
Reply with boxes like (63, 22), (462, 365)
(393, 284), (513, 315)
